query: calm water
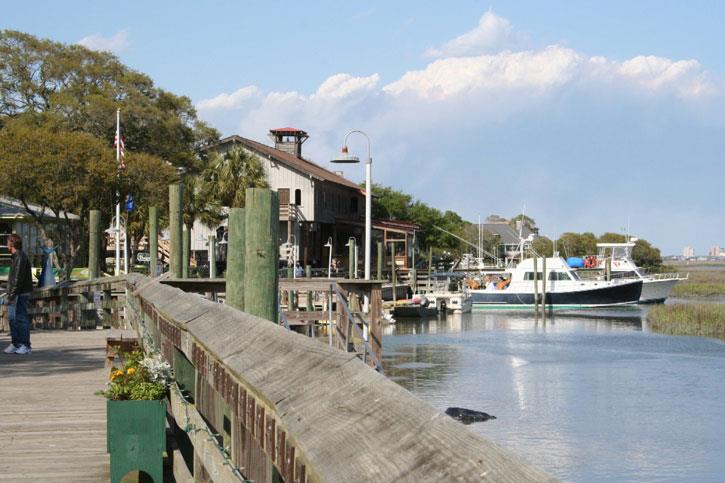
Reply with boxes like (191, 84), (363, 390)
(382, 308), (725, 482)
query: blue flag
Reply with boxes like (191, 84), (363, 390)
(125, 194), (135, 212)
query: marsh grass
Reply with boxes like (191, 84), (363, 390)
(647, 304), (725, 340)
(671, 265), (725, 297)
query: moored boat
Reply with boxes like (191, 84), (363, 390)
(470, 256), (643, 310)
(577, 240), (685, 303)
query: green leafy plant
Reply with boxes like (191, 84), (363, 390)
(98, 350), (173, 400)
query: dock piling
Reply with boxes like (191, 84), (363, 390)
(88, 209), (100, 279)
(226, 208), (245, 311)
(243, 188), (279, 322)
(149, 206), (158, 277)
(168, 184), (183, 278)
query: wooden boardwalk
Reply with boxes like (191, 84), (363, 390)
(0, 329), (110, 481)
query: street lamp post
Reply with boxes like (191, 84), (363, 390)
(324, 237), (333, 279)
(331, 130), (372, 281)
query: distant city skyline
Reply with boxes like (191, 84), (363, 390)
(4, 2), (724, 254)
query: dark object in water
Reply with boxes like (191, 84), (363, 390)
(445, 407), (496, 424)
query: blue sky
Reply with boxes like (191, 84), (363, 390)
(5, 1), (725, 254)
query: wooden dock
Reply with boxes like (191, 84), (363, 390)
(0, 329), (109, 481)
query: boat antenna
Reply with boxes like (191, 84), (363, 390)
(433, 225), (499, 264)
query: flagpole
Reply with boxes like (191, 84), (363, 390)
(115, 109), (121, 276)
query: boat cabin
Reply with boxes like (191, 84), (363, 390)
(512, 257), (581, 283)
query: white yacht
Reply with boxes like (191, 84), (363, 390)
(590, 241), (685, 303)
(470, 256), (643, 310)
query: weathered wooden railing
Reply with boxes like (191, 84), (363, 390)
(160, 277), (384, 370)
(126, 273), (553, 482)
(0, 275), (127, 331)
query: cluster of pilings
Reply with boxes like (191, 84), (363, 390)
(86, 185), (280, 322)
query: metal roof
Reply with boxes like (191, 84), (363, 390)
(481, 223), (534, 245)
(208, 135), (362, 192)
(0, 197), (80, 221)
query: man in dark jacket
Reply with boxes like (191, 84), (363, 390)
(4, 233), (33, 354)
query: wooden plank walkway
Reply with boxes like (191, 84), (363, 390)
(0, 329), (110, 481)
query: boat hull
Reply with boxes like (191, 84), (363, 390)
(425, 293), (472, 314)
(392, 305), (438, 318)
(639, 278), (680, 304)
(471, 280), (643, 310)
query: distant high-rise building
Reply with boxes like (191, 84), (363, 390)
(683, 246), (695, 258)
(708, 245), (723, 257)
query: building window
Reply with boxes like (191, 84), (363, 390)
(294, 189), (302, 206)
(351, 197), (358, 213)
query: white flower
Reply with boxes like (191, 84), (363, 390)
(140, 353), (174, 385)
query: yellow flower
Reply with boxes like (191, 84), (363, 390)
(127, 367), (136, 376)
(110, 370), (124, 381)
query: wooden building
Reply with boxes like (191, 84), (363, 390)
(193, 128), (417, 271)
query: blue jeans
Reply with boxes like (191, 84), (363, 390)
(8, 293), (31, 348)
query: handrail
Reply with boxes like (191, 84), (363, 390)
(123, 274), (552, 482)
(333, 284), (380, 368)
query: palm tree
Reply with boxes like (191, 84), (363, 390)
(182, 175), (223, 232)
(200, 147), (269, 208)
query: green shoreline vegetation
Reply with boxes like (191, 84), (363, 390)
(672, 266), (725, 297)
(647, 304), (725, 340)
(672, 283), (725, 297)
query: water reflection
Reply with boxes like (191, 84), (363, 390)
(382, 309), (725, 482)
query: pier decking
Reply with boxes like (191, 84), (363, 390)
(0, 330), (109, 481)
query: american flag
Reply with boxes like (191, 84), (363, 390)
(114, 132), (126, 170)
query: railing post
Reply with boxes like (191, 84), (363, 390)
(370, 283), (382, 367)
(88, 209), (101, 279)
(149, 206), (158, 277)
(169, 183), (183, 278)
(244, 188), (279, 322)
(226, 208), (245, 311)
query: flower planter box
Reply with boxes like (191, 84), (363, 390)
(107, 399), (166, 483)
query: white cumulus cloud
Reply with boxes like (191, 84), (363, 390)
(425, 11), (523, 58)
(313, 73), (380, 99)
(78, 29), (130, 53)
(197, 86), (261, 111)
(385, 45), (582, 100)
(615, 56), (713, 97)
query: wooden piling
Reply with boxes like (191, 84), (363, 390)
(606, 257), (612, 281)
(287, 266), (295, 310)
(244, 188), (279, 322)
(377, 241), (383, 280)
(169, 184), (183, 278)
(427, 247), (433, 293)
(149, 206), (158, 277)
(226, 208), (245, 311)
(182, 225), (190, 278)
(391, 242), (397, 304)
(348, 238), (355, 279)
(306, 265), (313, 312)
(88, 209), (101, 279)
(411, 245), (417, 294)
